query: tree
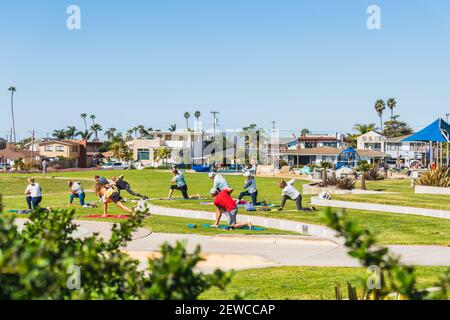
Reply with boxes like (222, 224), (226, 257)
(90, 114), (96, 125)
(109, 139), (133, 161)
(374, 99), (386, 131)
(77, 130), (92, 141)
(383, 116), (413, 138)
(80, 113), (88, 131)
(386, 98), (397, 120)
(137, 125), (148, 138)
(90, 124), (102, 141)
(184, 112), (191, 131)
(52, 129), (67, 140)
(154, 147), (172, 166)
(105, 128), (118, 141)
(357, 160), (372, 190)
(8, 86), (17, 143)
(168, 124), (177, 132)
(65, 126), (78, 140)
(194, 111), (201, 131)
(301, 128), (310, 136)
(0, 197), (232, 299)
(320, 161), (333, 186)
(353, 123), (378, 135)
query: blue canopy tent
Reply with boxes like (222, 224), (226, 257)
(402, 118), (450, 166)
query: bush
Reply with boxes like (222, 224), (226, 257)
(417, 166), (450, 188)
(0, 196), (231, 300)
(364, 166), (384, 181)
(320, 176), (355, 190)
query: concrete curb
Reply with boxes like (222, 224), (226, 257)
(147, 204), (343, 244)
(310, 196), (450, 220)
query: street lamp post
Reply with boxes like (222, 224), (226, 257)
(8, 86), (17, 143)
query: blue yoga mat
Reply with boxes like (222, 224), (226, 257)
(201, 223), (266, 231)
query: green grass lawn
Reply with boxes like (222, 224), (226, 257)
(201, 266), (449, 300)
(2, 170), (450, 245)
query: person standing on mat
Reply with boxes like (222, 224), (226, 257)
(208, 172), (231, 194)
(168, 169), (189, 199)
(211, 189), (252, 230)
(95, 183), (134, 217)
(24, 178), (43, 209)
(67, 180), (88, 207)
(278, 179), (303, 211)
(111, 175), (148, 200)
(238, 171), (258, 206)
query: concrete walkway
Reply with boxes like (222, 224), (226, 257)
(14, 219), (450, 273)
(311, 196), (450, 220)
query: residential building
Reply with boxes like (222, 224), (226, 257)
(38, 140), (81, 167)
(127, 131), (206, 167)
(357, 131), (427, 164)
(0, 143), (35, 166)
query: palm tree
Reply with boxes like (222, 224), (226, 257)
(374, 99), (386, 131)
(90, 114), (96, 125)
(137, 125), (148, 138)
(80, 113), (88, 131)
(184, 112), (191, 131)
(154, 147), (172, 165)
(77, 130), (92, 141)
(353, 123), (378, 135)
(320, 161), (333, 186)
(132, 126), (139, 139)
(66, 126), (78, 140)
(168, 124), (177, 132)
(90, 123), (102, 141)
(301, 128), (311, 136)
(357, 160), (372, 190)
(52, 129), (67, 140)
(125, 129), (134, 141)
(8, 86), (17, 143)
(386, 98), (397, 120)
(194, 111), (201, 131)
(105, 128), (117, 141)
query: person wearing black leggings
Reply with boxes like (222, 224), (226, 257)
(112, 175), (148, 200)
(278, 179), (303, 211)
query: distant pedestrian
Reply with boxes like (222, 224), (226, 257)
(41, 159), (48, 179)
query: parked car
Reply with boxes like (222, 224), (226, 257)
(0, 162), (12, 171)
(101, 162), (129, 170)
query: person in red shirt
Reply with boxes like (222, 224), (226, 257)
(211, 189), (252, 230)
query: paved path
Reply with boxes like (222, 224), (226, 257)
(15, 219), (450, 273)
(311, 197), (450, 220)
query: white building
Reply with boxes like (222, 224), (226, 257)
(127, 131), (206, 167)
(357, 131), (426, 164)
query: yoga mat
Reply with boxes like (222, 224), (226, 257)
(82, 214), (130, 219)
(6, 209), (31, 214)
(201, 224), (266, 231)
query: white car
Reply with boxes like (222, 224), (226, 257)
(102, 162), (129, 170)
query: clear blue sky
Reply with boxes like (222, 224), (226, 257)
(1, 0), (449, 139)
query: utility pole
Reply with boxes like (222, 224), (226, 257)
(8, 86), (17, 143)
(210, 111), (219, 140)
(29, 130), (35, 169)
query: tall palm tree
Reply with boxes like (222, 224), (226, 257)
(194, 111), (201, 131)
(374, 99), (386, 131)
(386, 98), (397, 120)
(89, 114), (96, 125)
(137, 125), (148, 138)
(80, 113), (88, 131)
(8, 86), (17, 143)
(184, 112), (191, 131)
(353, 123), (378, 135)
(66, 126), (78, 140)
(90, 124), (102, 141)
(301, 128), (311, 136)
(357, 160), (372, 190)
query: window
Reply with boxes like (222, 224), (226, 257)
(72, 146), (78, 152)
(137, 149), (150, 161)
(45, 145), (53, 151)
(386, 143), (401, 151)
(56, 145), (65, 152)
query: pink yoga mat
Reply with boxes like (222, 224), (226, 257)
(83, 214), (130, 219)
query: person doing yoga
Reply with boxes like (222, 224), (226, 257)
(95, 183), (134, 217)
(238, 171), (258, 206)
(111, 175), (148, 200)
(278, 179), (303, 211)
(211, 189), (252, 230)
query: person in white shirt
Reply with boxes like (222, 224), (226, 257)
(208, 172), (231, 194)
(24, 177), (43, 209)
(278, 179), (302, 211)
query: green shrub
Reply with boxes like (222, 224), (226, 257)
(417, 166), (450, 188)
(0, 196), (231, 300)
